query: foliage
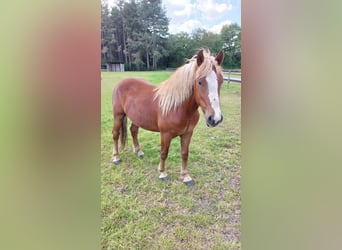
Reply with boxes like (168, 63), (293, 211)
(101, 0), (169, 70)
(101, 71), (241, 249)
(101, 1), (241, 69)
(163, 29), (222, 68)
(221, 23), (241, 68)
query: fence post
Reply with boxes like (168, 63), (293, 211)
(227, 70), (231, 88)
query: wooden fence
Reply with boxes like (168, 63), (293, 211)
(223, 69), (241, 87)
(165, 68), (241, 87)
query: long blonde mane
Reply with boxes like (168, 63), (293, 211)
(154, 50), (217, 116)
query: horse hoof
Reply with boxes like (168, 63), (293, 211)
(160, 176), (170, 182)
(138, 152), (144, 158)
(184, 180), (195, 187)
(112, 159), (121, 165)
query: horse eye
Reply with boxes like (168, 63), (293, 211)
(198, 81), (202, 85)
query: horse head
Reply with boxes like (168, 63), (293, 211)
(194, 49), (224, 127)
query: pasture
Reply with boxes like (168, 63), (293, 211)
(101, 71), (241, 249)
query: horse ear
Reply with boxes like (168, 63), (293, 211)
(215, 50), (224, 66)
(197, 49), (204, 66)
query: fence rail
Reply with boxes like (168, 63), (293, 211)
(223, 69), (241, 87)
(224, 76), (241, 83)
(165, 68), (241, 86)
(223, 69), (241, 73)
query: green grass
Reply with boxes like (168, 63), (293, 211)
(101, 71), (241, 249)
(223, 72), (241, 79)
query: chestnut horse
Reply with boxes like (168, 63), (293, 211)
(111, 49), (224, 186)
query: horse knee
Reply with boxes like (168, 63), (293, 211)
(112, 129), (119, 140)
(181, 151), (188, 160)
(160, 150), (169, 160)
(130, 124), (138, 135)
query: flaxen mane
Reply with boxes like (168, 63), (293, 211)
(154, 50), (216, 116)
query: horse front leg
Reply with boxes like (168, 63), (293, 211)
(158, 132), (173, 181)
(180, 131), (195, 187)
(130, 123), (144, 158)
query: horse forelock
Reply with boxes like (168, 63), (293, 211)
(195, 52), (214, 79)
(154, 50), (216, 116)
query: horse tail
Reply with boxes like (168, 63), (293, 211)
(120, 116), (128, 149)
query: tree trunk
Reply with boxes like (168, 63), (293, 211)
(146, 51), (150, 70)
(153, 53), (156, 70)
(152, 34), (156, 70)
(128, 53), (132, 70)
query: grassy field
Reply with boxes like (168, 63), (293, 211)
(223, 72), (241, 79)
(101, 71), (241, 249)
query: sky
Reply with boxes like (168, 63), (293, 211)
(107, 0), (241, 34)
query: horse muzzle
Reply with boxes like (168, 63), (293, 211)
(206, 114), (223, 127)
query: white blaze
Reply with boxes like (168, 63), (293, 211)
(206, 71), (222, 122)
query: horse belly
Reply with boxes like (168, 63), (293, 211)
(124, 96), (160, 132)
(128, 109), (159, 132)
(115, 79), (160, 132)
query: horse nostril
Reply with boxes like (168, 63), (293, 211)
(208, 116), (215, 125)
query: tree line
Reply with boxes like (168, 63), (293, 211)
(101, 0), (241, 70)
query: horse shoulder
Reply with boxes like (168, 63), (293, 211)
(158, 108), (200, 136)
(188, 110), (200, 130)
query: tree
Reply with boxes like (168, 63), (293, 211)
(101, 0), (240, 70)
(221, 23), (241, 68)
(101, 1), (113, 63)
(165, 32), (194, 67)
(120, 0), (142, 69)
(101, 0), (169, 70)
(191, 29), (221, 53)
(140, 0), (169, 70)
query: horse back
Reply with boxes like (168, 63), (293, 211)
(112, 78), (160, 131)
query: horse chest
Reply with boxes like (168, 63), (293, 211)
(159, 109), (199, 135)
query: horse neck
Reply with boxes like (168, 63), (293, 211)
(181, 89), (199, 115)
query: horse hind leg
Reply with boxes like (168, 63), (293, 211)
(130, 123), (144, 158)
(111, 114), (125, 165)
